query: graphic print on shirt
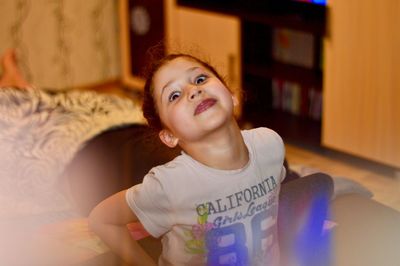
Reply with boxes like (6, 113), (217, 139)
(184, 175), (280, 266)
(183, 204), (215, 264)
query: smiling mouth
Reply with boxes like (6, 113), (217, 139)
(194, 98), (217, 115)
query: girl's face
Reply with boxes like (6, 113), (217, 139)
(152, 57), (236, 147)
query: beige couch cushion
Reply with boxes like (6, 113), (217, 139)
(332, 194), (400, 266)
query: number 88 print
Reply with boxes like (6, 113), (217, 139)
(205, 210), (276, 266)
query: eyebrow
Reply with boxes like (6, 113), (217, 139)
(160, 66), (201, 103)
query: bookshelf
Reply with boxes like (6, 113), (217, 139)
(177, 0), (326, 146)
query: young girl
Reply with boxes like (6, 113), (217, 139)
(88, 53), (286, 266)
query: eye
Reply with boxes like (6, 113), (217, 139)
(194, 74), (208, 85)
(168, 91), (181, 102)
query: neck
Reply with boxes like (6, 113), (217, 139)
(180, 121), (249, 170)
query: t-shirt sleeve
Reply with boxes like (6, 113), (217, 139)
(268, 128), (286, 183)
(280, 165), (287, 183)
(249, 127), (286, 183)
(125, 172), (174, 237)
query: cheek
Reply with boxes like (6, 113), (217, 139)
(160, 104), (190, 132)
(218, 87), (235, 110)
(170, 104), (190, 128)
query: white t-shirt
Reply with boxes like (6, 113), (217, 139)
(126, 127), (286, 265)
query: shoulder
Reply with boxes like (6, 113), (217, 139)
(128, 154), (196, 212)
(151, 153), (189, 173)
(127, 155), (192, 206)
(243, 127), (286, 182)
(145, 153), (193, 183)
(242, 127), (285, 163)
(242, 127), (284, 148)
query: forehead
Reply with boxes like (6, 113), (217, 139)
(153, 57), (207, 89)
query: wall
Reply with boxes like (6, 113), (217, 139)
(0, 0), (120, 90)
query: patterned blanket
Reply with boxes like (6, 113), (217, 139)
(0, 87), (145, 220)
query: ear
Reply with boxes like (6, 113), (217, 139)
(232, 94), (239, 107)
(159, 129), (179, 148)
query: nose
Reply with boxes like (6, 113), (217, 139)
(189, 86), (202, 100)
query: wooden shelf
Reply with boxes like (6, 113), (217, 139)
(241, 109), (321, 146)
(245, 62), (323, 88)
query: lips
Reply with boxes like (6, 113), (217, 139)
(194, 98), (217, 115)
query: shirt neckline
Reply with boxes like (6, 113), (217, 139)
(180, 130), (255, 176)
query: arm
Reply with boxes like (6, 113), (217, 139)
(88, 190), (156, 266)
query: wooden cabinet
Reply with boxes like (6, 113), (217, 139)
(166, 1), (242, 115)
(323, 0), (400, 167)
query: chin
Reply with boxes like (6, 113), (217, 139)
(203, 113), (235, 131)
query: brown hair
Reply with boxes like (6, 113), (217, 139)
(142, 53), (228, 132)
